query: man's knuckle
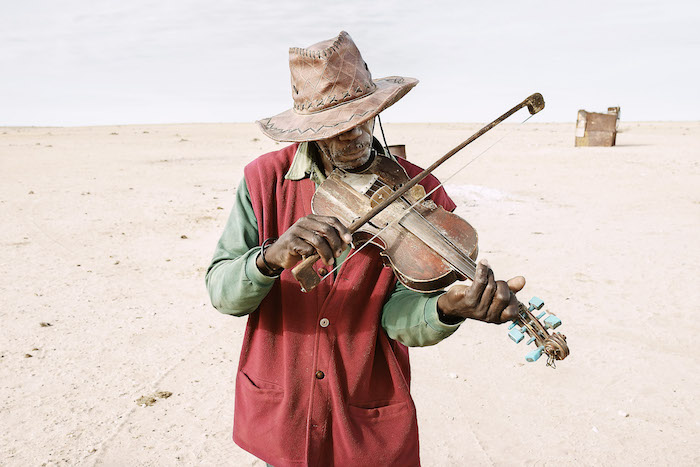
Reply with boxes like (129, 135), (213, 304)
(309, 233), (324, 246)
(318, 224), (335, 237)
(495, 284), (509, 302)
(292, 242), (312, 256)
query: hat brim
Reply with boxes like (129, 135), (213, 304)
(256, 76), (418, 142)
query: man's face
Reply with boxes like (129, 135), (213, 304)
(316, 119), (374, 172)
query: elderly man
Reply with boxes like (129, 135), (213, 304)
(206, 31), (524, 467)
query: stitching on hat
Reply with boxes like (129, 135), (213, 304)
(289, 31), (348, 60)
(295, 82), (378, 114)
(260, 109), (373, 136)
(313, 50), (333, 106)
(290, 32), (377, 115)
(260, 76), (415, 139)
(287, 76), (408, 113)
(324, 47), (344, 110)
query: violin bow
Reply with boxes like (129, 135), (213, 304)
(292, 92), (545, 291)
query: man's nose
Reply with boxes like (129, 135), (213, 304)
(337, 125), (363, 141)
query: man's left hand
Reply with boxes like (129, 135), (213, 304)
(437, 260), (525, 324)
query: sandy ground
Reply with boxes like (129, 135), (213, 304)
(1, 121), (699, 466)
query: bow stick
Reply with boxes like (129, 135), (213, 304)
(292, 93), (545, 292)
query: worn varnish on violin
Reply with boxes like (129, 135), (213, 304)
(312, 155), (479, 292)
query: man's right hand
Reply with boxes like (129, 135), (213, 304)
(256, 214), (352, 274)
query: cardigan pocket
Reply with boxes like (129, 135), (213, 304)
(238, 369), (284, 395)
(347, 400), (408, 419)
(339, 400), (420, 466)
(234, 370), (307, 463)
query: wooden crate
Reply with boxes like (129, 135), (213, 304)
(575, 109), (618, 147)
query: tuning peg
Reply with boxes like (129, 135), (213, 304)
(508, 328), (525, 343)
(525, 345), (545, 362)
(529, 296), (545, 311)
(544, 315), (562, 329)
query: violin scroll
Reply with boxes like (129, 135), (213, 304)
(507, 296), (569, 366)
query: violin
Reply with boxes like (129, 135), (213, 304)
(312, 155), (478, 292)
(291, 93), (569, 365)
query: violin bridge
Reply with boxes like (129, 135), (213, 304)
(370, 186), (394, 209)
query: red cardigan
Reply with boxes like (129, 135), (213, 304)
(235, 144), (455, 466)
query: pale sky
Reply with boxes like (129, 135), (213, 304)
(1, 0), (698, 125)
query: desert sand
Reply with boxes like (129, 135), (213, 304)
(1, 121), (698, 466)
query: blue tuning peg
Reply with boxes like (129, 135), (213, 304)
(525, 345), (545, 362)
(508, 328), (524, 343)
(536, 310), (546, 319)
(526, 337), (536, 345)
(544, 315), (562, 329)
(529, 296), (545, 311)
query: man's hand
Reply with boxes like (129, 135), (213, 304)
(437, 260), (525, 324)
(257, 214), (352, 274)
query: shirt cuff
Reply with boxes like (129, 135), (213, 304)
(244, 247), (278, 287)
(424, 294), (463, 333)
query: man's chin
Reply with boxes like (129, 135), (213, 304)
(334, 153), (371, 171)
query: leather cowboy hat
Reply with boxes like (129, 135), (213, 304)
(257, 31), (418, 142)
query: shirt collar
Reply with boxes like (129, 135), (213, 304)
(284, 138), (392, 185)
(284, 142), (326, 184)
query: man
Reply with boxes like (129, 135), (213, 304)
(206, 31), (525, 467)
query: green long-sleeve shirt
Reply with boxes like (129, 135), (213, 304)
(205, 142), (463, 347)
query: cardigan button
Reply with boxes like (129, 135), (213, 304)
(318, 267), (328, 276)
(315, 370), (325, 380)
(319, 318), (329, 328)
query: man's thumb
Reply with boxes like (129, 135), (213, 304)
(507, 276), (526, 293)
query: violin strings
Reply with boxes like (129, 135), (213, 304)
(385, 112), (538, 278)
(384, 189), (477, 278)
(319, 112), (536, 281)
(402, 205), (478, 278)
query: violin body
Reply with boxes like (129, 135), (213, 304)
(311, 156), (479, 292)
